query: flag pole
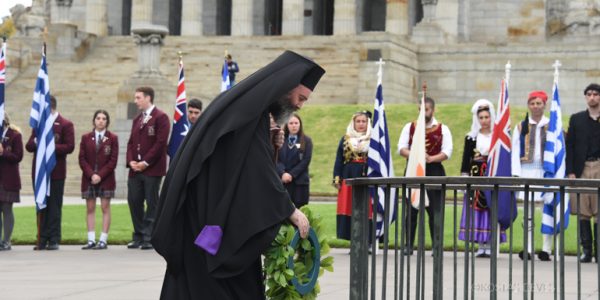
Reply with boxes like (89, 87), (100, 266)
(505, 61), (511, 85)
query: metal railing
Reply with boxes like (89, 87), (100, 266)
(346, 176), (600, 300)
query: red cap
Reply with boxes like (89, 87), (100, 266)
(528, 90), (548, 103)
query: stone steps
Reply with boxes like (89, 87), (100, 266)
(5, 35), (363, 197)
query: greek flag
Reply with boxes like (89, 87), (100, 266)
(367, 60), (396, 237)
(29, 49), (56, 210)
(541, 79), (570, 234)
(220, 59), (230, 92)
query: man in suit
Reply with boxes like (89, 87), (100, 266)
(126, 86), (170, 250)
(567, 83), (600, 263)
(26, 95), (75, 250)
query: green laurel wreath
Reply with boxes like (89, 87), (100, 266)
(264, 206), (334, 300)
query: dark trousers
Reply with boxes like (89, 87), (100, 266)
(405, 163), (445, 249)
(38, 179), (65, 244)
(127, 174), (162, 242)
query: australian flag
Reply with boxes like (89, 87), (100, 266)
(168, 58), (188, 158)
(0, 40), (6, 134)
(29, 47), (56, 210)
(367, 60), (396, 238)
(541, 76), (570, 234)
(220, 59), (230, 92)
(486, 78), (517, 230)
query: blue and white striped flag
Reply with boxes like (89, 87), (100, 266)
(220, 59), (230, 92)
(368, 59), (396, 238)
(541, 67), (570, 234)
(29, 48), (56, 210)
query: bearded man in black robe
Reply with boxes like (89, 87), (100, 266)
(152, 51), (325, 299)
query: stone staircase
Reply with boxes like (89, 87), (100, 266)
(5, 35), (365, 197)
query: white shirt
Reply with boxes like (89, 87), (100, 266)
(95, 129), (106, 142)
(476, 132), (492, 156)
(397, 117), (453, 159)
(511, 116), (549, 177)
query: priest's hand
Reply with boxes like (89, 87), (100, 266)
(289, 208), (310, 239)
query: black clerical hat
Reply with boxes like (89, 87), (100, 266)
(301, 65), (326, 91)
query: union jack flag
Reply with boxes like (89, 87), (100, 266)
(167, 57), (188, 158)
(486, 77), (517, 230)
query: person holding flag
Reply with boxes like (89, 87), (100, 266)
(510, 89), (555, 261)
(458, 99), (507, 257)
(26, 94), (75, 251)
(168, 56), (188, 158)
(398, 95), (453, 255)
(567, 83), (600, 263)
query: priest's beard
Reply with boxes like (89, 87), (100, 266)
(270, 94), (297, 127)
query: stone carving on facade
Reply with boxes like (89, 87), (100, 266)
(10, 3), (47, 37)
(564, 1), (600, 35)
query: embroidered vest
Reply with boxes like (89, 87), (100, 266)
(518, 120), (547, 163)
(408, 121), (443, 156)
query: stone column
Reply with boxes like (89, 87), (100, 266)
(181, 0), (203, 35)
(386, 0), (408, 35)
(132, 26), (169, 78)
(231, 0), (253, 36)
(131, 0), (153, 29)
(421, 0), (438, 23)
(333, 0), (356, 35)
(54, 0), (73, 24)
(282, 0), (303, 35)
(86, 0), (108, 36)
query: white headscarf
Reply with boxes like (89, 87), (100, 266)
(467, 99), (496, 139)
(345, 113), (372, 153)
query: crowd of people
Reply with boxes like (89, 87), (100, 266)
(332, 83), (600, 264)
(0, 88), (206, 251)
(0, 56), (598, 273)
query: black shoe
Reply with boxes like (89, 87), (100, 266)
(140, 241), (153, 250)
(127, 240), (142, 249)
(34, 240), (47, 250)
(81, 241), (96, 250)
(402, 248), (413, 256)
(46, 243), (59, 250)
(518, 251), (531, 261)
(0, 241), (11, 251)
(580, 252), (593, 263)
(537, 251), (551, 261)
(94, 241), (107, 250)
(476, 252), (490, 258)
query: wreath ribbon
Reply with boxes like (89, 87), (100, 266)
(287, 228), (320, 295)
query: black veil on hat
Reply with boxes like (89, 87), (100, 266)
(152, 51), (325, 278)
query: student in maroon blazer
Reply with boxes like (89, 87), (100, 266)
(79, 110), (119, 250)
(25, 95), (75, 250)
(0, 114), (24, 251)
(125, 86), (170, 250)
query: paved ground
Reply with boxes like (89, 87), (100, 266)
(1, 245), (599, 299)
(6, 196), (599, 299)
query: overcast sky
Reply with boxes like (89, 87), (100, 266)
(1, 0), (33, 20)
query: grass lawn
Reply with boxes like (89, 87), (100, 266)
(301, 104), (531, 196)
(11, 203), (582, 255)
